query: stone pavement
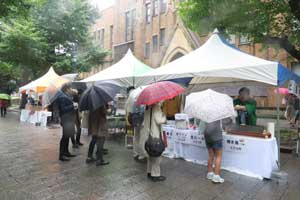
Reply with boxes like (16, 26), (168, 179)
(0, 112), (300, 200)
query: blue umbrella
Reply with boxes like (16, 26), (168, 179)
(79, 81), (123, 112)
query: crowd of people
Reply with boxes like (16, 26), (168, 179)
(125, 86), (257, 183)
(14, 84), (257, 184)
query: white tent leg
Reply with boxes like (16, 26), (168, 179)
(276, 87), (281, 169)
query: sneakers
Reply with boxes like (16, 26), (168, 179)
(206, 172), (215, 180)
(212, 175), (225, 183)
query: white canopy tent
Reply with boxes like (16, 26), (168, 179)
(81, 49), (153, 87)
(137, 29), (300, 87)
(137, 29), (300, 169)
(19, 67), (69, 93)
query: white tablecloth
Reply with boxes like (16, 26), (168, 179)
(20, 109), (52, 127)
(162, 126), (278, 179)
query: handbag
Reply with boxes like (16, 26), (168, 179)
(144, 108), (165, 157)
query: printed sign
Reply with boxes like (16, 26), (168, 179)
(288, 80), (299, 96)
(224, 138), (246, 153)
(186, 132), (206, 148)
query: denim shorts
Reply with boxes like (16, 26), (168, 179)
(205, 140), (223, 150)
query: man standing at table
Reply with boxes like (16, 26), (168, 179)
(234, 87), (257, 126)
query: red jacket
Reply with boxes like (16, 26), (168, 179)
(0, 100), (9, 107)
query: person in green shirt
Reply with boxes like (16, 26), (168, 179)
(233, 87), (257, 126)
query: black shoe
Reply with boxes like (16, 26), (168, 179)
(103, 151), (108, 155)
(77, 142), (84, 146)
(86, 157), (96, 164)
(59, 156), (70, 162)
(151, 176), (166, 182)
(64, 153), (76, 158)
(103, 148), (108, 153)
(96, 160), (110, 166)
(72, 144), (79, 149)
(147, 173), (151, 178)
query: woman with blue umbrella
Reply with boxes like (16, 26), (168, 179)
(79, 81), (122, 166)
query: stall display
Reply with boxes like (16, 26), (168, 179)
(162, 125), (278, 179)
(20, 109), (52, 127)
(175, 113), (189, 129)
(227, 125), (272, 139)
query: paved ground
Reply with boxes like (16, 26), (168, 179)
(1, 112), (300, 200)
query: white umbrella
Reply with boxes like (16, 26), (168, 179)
(184, 89), (236, 123)
(125, 86), (147, 114)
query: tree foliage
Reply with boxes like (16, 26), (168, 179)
(0, 0), (107, 91)
(0, 0), (33, 18)
(179, 0), (300, 62)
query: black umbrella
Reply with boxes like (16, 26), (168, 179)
(79, 81), (123, 112)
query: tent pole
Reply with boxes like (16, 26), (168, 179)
(276, 86), (281, 169)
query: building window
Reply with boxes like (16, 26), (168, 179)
(239, 35), (250, 45)
(100, 28), (105, 47)
(153, 0), (159, 16)
(152, 35), (158, 52)
(160, 0), (167, 13)
(145, 42), (150, 58)
(146, 3), (151, 23)
(110, 25), (114, 49)
(125, 11), (131, 41)
(227, 34), (236, 45)
(125, 9), (136, 41)
(160, 28), (165, 46)
(131, 9), (136, 39)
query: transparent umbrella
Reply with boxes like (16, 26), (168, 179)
(42, 77), (71, 108)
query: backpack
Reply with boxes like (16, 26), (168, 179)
(128, 105), (145, 127)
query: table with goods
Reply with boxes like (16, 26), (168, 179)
(20, 106), (52, 127)
(162, 114), (278, 180)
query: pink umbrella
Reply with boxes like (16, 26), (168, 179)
(136, 81), (185, 105)
(274, 88), (289, 95)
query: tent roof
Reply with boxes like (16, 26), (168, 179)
(137, 29), (300, 87)
(81, 49), (153, 87)
(19, 67), (67, 93)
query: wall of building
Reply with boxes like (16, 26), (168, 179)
(87, 0), (298, 107)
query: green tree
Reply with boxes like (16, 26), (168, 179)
(0, 0), (107, 85)
(0, 61), (20, 93)
(179, 0), (300, 62)
(0, 0), (33, 18)
(0, 19), (48, 73)
(34, 0), (105, 73)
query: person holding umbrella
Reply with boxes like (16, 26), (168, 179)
(55, 83), (77, 162)
(86, 105), (110, 166)
(184, 89), (236, 184)
(137, 81), (185, 182)
(79, 81), (122, 166)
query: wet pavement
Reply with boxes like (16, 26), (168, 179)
(0, 112), (300, 200)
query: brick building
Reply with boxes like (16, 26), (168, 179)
(87, 0), (299, 107)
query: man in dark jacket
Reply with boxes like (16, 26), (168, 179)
(56, 84), (77, 161)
